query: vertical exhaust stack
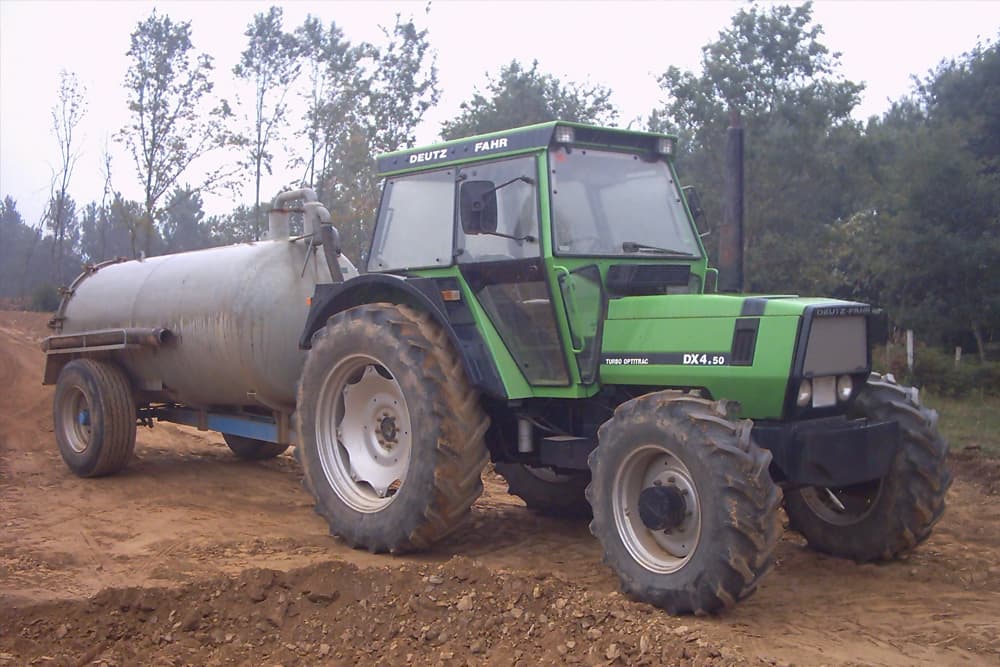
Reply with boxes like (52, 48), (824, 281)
(719, 110), (744, 293)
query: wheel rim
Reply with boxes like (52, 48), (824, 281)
(59, 385), (92, 454)
(800, 480), (883, 526)
(613, 444), (701, 574)
(315, 354), (412, 513)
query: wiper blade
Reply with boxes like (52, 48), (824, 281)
(621, 241), (695, 257)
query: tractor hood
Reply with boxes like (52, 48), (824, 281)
(599, 294), (873, 420)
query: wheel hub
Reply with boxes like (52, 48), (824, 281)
(638, 485), (687, 531)
(378, 415), (398, 447)
(613, 446), (702, 573)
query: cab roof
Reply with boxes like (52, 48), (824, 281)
(375, 121), (679, 177)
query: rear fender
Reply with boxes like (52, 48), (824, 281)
(299, 274), (506, 399)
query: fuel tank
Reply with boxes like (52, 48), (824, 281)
(55, 239), (356, 409)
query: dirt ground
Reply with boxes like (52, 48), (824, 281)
(1, 310), (998, 667)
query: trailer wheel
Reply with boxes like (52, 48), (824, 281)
(296, 303), (489, 553)
(222, 433), (289, 460)
(587, 392), (781, 615)
(494, 463), (591, 518)
(784, 373), (951, 562)
(53, 358), (136, 477)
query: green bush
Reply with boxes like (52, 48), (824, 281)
(30, 284), (61, 312)
(874, 343), (1000, 397)
(908, 347), (1000, 397)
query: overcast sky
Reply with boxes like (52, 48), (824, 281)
(1, 0), (998, 226)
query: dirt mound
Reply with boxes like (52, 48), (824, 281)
(0, 557), (759, 667)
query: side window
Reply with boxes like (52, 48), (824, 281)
(457, 156), (539, 263)
(368, 169), (454, 272)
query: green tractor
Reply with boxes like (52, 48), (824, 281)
(294, 121), (950, 614)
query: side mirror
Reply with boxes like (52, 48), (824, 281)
(682, 185), (705, 222)
(459, 180), (498, 234)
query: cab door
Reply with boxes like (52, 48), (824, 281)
(455, 155), (571, 387)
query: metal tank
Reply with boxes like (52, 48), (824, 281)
(48, 190), (357, 411)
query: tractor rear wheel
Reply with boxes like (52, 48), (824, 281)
(494, 462), (591, 518)
(53, 358), (136, 477)
(296, 303), (489, 553)
(223, 433), (289, 460)
(587, 392), (781, 615)
(784, 373), (951, 561)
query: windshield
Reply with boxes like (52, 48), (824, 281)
(548, 147), (701, 258)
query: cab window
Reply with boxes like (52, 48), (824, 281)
(368, 168), (454, 272)
(456, 156), (540, 263)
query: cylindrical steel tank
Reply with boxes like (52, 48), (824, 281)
(57, 239), (357, 409)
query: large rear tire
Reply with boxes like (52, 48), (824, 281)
(587, 392), (781, 615)
(296, 303), (489, 553)
(223, 433), (289, 460)
(494, 462), (591, 518)
(784, 373), (951, 561)
(53, 358), (136, 477)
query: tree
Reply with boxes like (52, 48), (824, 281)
(858, 38), (1000, 360)
(119, 10), (232, 256)
(441, 60), (618, 140)
(295, 12), (440, 263)
(368, 14), (440, 154)
(234, 6), (300, 239)
(206, 205), (255, 245)
(294, 15), (366, 201)
(48, 70), (86, 285)
(0, 196), (25, 296)
(650, 2), (864, 295)
(161, 186), (211, 253)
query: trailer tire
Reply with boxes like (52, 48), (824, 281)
(494, 462), (592, 518)
(53, 358), (136, 477)
(223, 433), (289, 460)
(784, 373), (951, 562)
(587, 392), (781, 615)
(296, 303), (489, 553)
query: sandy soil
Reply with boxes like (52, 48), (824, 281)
(1, 311), (998, 666)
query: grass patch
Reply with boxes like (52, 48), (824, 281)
(922, 390), (1000, 457)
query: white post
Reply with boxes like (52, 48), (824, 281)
(955, 346), (962, 368)
(906, 330), (914, 372)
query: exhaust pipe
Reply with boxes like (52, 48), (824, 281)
(719, 110), (744, 293)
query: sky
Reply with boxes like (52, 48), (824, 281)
(1, 0), (999, 227)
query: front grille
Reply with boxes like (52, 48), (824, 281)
(803, 315), (867, 375)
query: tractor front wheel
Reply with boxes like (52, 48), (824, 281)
(784, 373), (951, 561)
(587, 392), (781, 615)
(296, 303), (489, 553)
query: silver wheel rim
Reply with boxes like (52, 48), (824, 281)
(800, 480), (883, 526)
(613, 444), (701, 574)
(315, 354), (412, 513)
(59, 385), (92, 454)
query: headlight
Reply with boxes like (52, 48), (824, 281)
(796, 379), (812, 407)
(656, 137), (676, 156)
(554, 126), (575, 143)
(837, 375), (853, 401)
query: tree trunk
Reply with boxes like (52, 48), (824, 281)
(972, 321), (987, 363)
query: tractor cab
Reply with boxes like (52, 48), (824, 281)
(366, 122), (710, 396)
